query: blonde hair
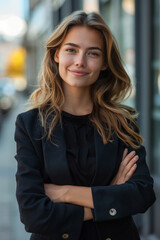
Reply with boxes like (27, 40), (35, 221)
(29, 10), (143, 148)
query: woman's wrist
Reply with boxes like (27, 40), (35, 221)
(64, 185), (73, 203)
(44, 184), (94, 208)
(64, 185), (94, 208)
(61, 185), (70, 202)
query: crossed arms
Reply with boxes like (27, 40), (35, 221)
(15, 112), (155, 237)
(44, 149), (139, 221)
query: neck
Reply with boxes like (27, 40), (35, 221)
(62, 84), (93, 115)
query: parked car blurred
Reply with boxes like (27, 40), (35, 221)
(0, 77), (17, 117)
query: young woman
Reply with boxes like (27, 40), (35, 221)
(15, 11), (155, 240)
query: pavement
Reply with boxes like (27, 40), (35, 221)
(0, 93), (30, 240)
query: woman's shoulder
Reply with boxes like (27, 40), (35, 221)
(15, 108), (43, 141)
(16, 108), (41, 128)
(17, 108), (39, 119)
(15, 108), (44, 147)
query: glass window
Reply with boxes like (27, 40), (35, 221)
(152, 2), (160, 238)
(152, 0), (160, 176)
(100, 0), (136, 107)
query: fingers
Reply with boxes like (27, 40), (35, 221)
(122, 148), (128, 160)
(119, 150), (136, 175)
(110, 149), (139, 185)
(125, 155), (139, 170)
(124, 163), (137, 181)
(122, 150), (137, 166)
(122, 151), (139, 181)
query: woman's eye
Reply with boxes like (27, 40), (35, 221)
(66, 48), (76, 53)
(88, 52), (100, 57)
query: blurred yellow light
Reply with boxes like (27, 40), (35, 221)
(5, 47), (27, 91)
(122, 0), (135, 15)
(0, 14), (27, 38)
(5, 47), (26, 75)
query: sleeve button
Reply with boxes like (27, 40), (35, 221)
(62, 233), (69, 239)
(109, 208), (117, 216)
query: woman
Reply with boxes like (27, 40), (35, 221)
(15, 11), (155, 240)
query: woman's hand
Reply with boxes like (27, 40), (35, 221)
(44, 184), (69, 202)
(84, 207), (93, 221)
(110, 148), (139, 185)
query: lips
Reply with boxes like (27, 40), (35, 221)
(68, 69), (89, 76)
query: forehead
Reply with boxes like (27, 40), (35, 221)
(61, 25), (104, 48)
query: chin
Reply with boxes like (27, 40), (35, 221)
(66, 81), (88, 88)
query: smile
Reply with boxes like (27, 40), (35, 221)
(68, 70), (89, 76)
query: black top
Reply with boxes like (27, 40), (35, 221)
(62, 110), (96, 186)
(61, 111), (98, 239)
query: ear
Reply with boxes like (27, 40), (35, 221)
(54, 49), (59, 63)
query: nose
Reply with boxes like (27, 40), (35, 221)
(75, 53), (86, 67)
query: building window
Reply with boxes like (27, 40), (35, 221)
(100, 0), (136, 107)
(152, 0), (160, 176)
(152, 1), (160, 237)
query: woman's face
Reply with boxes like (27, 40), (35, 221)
(54, 25), (106, 89)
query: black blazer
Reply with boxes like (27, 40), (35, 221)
(14, 109), (156, 240)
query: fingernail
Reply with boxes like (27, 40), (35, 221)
(132, 151), (136, 156)
(135, 155), (139, 160)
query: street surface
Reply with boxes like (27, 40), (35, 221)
(0, 93), (30, 240)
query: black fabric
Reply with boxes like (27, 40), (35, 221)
(14, 109), (156, 240)
(62, 110), (96, 186)
(62, 111), (98, 239)
(79, 220), (99, 240)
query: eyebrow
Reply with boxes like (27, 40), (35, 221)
(64, 42), (103, 52)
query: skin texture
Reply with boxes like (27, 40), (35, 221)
(44, 26), (139, 221)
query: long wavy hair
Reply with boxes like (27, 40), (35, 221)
(28, 10), (143, 148)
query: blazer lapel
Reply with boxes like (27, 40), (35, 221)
(42, 122), (73, 185)
(91, 127), (119, 186)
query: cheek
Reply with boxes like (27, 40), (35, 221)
(88, 59), (104, 72)
(59, 54), (73, 67)
(89, 64), (103, 83)
(90, 64), (103, 76)
(58, 55), (73, 79)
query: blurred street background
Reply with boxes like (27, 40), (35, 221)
(0, 0), (160, 240)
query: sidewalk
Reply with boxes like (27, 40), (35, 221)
(0, 93), (30, 240)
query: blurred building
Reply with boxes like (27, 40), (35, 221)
(23, 0), (83, 92)
(99, 1), (160, 239)
(24, 0), (160, 239)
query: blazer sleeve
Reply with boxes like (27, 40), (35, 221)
(15, 113), (84, 239)
(91, 144), (156, 222)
